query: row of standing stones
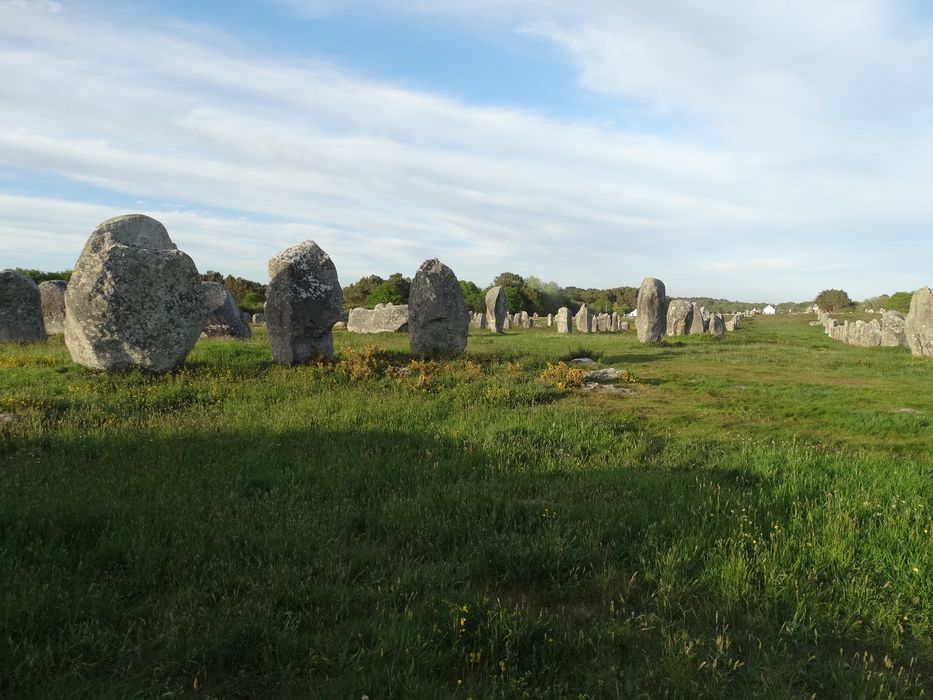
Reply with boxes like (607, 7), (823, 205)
(814, 290), (933, 358)
(3, 214), (931, 369)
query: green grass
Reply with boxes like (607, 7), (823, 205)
(1, 316), (932, 698)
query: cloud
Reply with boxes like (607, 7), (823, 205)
(0, 0), (930, 300)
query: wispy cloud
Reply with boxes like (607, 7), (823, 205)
(1, 0), (930, 299)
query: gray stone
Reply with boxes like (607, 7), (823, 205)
(202, 282), (252, 339)
(347, 303), (409, 333)
(471, 312), (487, 330)
(636, 277), (666, 342)
(547, 313), (553, 327)
(64, 215), (204, 372)
(619, 320), (630, 331)
(555, 307), (571, 333)
(580, 382), (634, 395)
(39, 279), (68, 335)
(688, 302), (705, 334)
(0, 270), (47, 343)
(521, 310), (531, 329)
(485, 286), (506, 332)
(408, 259), (469, 356)
(665, 299), (693, 336)
(595, 313), (610, 332)
(906, 287), (933, 358)
(709, 312), (725, 337)
(574, 304), (592, 333)
(503, 314), (512, 330)
(848, 319), (881, 347)
(266, 240), (343, 364)
(333, 321), (347, 331)
(567, 357), (596, 366)
(584, 367), (620, 380)
(880, 310), (907, 347)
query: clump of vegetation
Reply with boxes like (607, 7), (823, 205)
(557, 346), (604, 363)
(815, 288), (854, 312)
(539, 361), (587, 389)
(335, 345), (391, 381)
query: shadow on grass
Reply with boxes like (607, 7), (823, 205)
(1, 425), (930, 698)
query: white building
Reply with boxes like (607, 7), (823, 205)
(762, 304), (777, 315)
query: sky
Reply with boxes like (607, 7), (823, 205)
(1, 0), (931, 302)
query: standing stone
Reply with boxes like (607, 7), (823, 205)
(906, 287), (933, 358)
(688, 302), (705, 334)
(408, 259), (469, 356)
(39, 279), (68, 335)
(0, 270), (47, 343)
(485, 286), (506, 334)
(636, 277), (666, 343)
(471, 312), (487, 330)
(521, 310), (531, 329)
(547, 313), (553, 327)
(348, 303), (410, 333)
(513, 312), (522, 328)
(619, 321), (630, 332)
(596, 313), (611, 332)
(709, 313), (726, 337)
(266, 240), (343, 364)
(699, 307), (711, 329)
(64, 215), (204, 372)
(503, 314), (512, 330)
(880, 310), (907, 347)
(665, 299), (693, 336)
(201, 282), (252, 339)
(574, 304), (592, 333)
(555, 307), (572, 333)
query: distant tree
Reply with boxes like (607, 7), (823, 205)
(366, 282), (403, 306)
(240, 290), (266, 310)
(886, 291), (913, 313)
(815, 288), (853, 312)
(202, 270), (224, 283)
(344, 275), (385, 308)
(503, 286), (524, 314)
(860, 294), (890, 310)
(493, 272), (525, 289)
(387, 273), (411, 303)
(525, 276), (568, 314)
(223, 275), (266, 306)
(14, 268), (72, 283)
(459, 280), (485, 313)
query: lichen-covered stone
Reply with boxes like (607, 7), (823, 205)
(0, 270), (47, 343)
(39, 279), (67, 335)
(636, 277), (665, 342)
(202, 282), (251, 339)
(906, 287), (933, 358)
(348, 303), (409, 333)
(408, 259), (469, 356)
(665, 299), (693, 336)
(64, 215), (204, 372)
(555, 307), (571, 333)
(266, 240), (343, 364)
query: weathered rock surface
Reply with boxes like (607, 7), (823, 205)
(348, 303), (409, 333)
(636, 277), (666, 343)
(485, 286), (506, 334)
(64, 215), (204, 372)
(709, 312), (725, 337)
(906, 287), (933, 358)
(848, 319), (881, 347)
(596, 313), (611, 332)
(555, 307), (571, 333)
(39, 279), (68, 335)
(1, 270), (47, 343)
(408, 259), (470, 356)
(880, 310), (907, 347)
(575, 304), (592, 333)
(666, 299), (693, 336)
(266, 240), (343, 364)
(584, 367), (620, 380)
(688, 302), (706, 334)
(202, 282), (251, 339)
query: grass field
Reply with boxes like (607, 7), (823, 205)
(2, 315), (932, 698)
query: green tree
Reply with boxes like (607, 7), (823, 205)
(366, 282), (403, 306)
(885, 291), (913, 313)
(201, 270), (224, 283)
(504, 286), (524, 314)
(13, 268), (72, 283)
(815, 289), (853, 312)
(493, 272), (525, 289)
(240, 290), (266, 310)
(344, 275), (385, 308)
(459, 281), (485, 313)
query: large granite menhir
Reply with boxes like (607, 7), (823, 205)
(64, 215), (204, 372)
(0, 270), (47, 343)
(266, 240), (343, 364)
(666, 299), (692, 336)
(636, 277), (666, 343)
(202, 282), (251, 339)
(408, 258), (469, 356)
